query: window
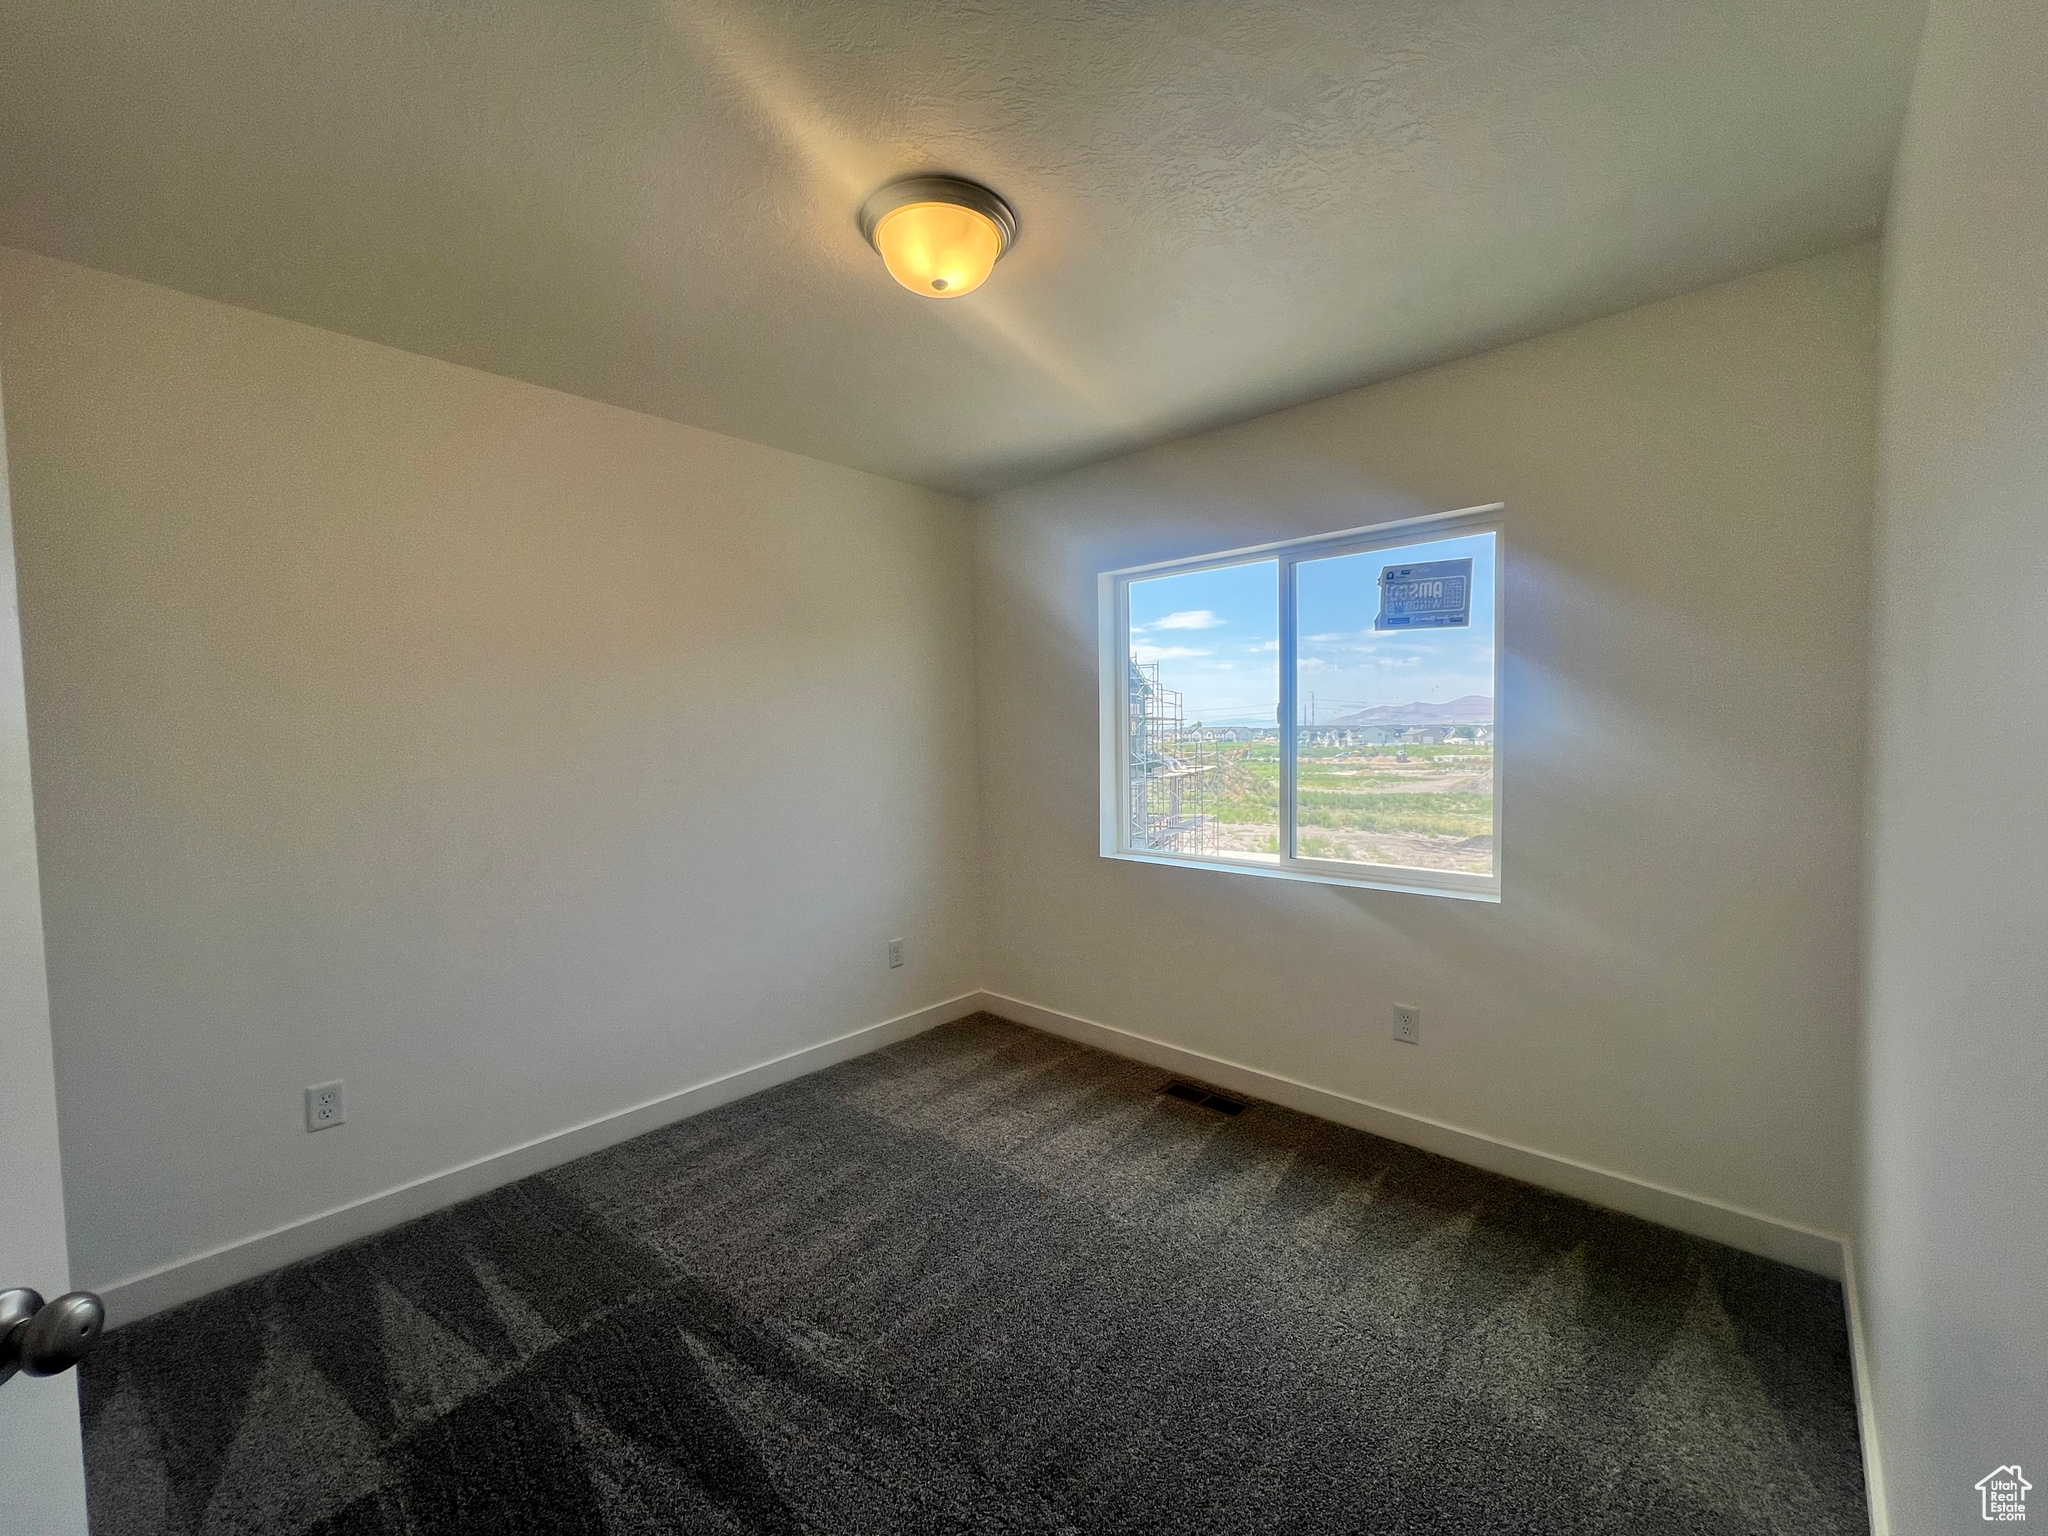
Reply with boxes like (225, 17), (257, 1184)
(1099, 506), (1501, 900)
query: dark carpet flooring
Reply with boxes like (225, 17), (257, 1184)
(81, 1014), (1868, 1534)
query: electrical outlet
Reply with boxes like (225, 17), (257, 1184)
(305, 1081), (346, 1132)
(886, 938), (905, 970)
(1393, 1005), (1421, 1045)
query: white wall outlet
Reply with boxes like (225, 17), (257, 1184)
(887, 938), (905, 970)
(305, 1080), (346, 1132)
(1393, 1005), (1421, 1045)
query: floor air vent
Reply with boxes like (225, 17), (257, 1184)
(1161, 1080), (1248, 1116)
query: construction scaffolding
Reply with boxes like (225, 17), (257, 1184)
(1126, 660), (1220, 855)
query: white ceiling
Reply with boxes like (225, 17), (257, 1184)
(1, 0), (1923, 494)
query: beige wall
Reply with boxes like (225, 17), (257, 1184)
(976, 246), (1878, 1238)
(0, 248), (981, 1298)
(0, 235), (1888, 1329)
(1864, 0), (2048, 1526)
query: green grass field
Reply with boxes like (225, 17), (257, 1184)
(1204, 741), (1492, 840)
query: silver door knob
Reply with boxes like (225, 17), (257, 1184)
(0, 1287), (106, 1385)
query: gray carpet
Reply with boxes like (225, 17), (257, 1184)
(80, 1013), (1868, 1534)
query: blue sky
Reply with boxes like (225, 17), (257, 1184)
(1127, 532), (1496, 726)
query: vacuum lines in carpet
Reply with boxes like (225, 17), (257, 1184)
(81, 1014), (1868, 1534)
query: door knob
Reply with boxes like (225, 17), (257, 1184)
(0, 1287), (106, 1385)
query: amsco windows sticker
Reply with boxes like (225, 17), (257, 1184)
(1376, 557), (1472, 629)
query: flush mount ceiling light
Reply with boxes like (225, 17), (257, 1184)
(859, 176), (1017, 299)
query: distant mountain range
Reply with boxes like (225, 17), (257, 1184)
(1321, 695), (1493, 729)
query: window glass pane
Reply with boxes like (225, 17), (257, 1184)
(1126, 559), (1279, 862)
(1292, 532), (1496, 875)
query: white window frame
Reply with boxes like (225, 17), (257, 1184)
(1098, 503), (1504, 902)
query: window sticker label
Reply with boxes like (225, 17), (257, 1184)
(1376, 558), (1472, 629)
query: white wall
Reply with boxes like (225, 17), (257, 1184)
(0, 248), (981, 1303)
(0, 291), (88, 1536)
(977, 247), (1878, 1242)
(1864, 0), (2048, 1527)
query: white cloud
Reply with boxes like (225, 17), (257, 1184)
(1132, 643), (1212, 662)
(1298, 656), (1327, 671)
(1246, 640), (1279, 652)
(1153, 610), (1225, 630)
(1304, 632), (1345, 644)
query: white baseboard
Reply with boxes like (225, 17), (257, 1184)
(985, 991), (1887, 1531)
(1840, 1242), (1891, 1536)
(979, 990), (1848, 1280)
(96, 991), (984, 1327)
(98, 984), (1881, 1526)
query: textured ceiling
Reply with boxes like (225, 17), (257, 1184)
(0, 0), (1923, 493)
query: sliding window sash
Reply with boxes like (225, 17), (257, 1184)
(1102, 503), (1503, 902)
